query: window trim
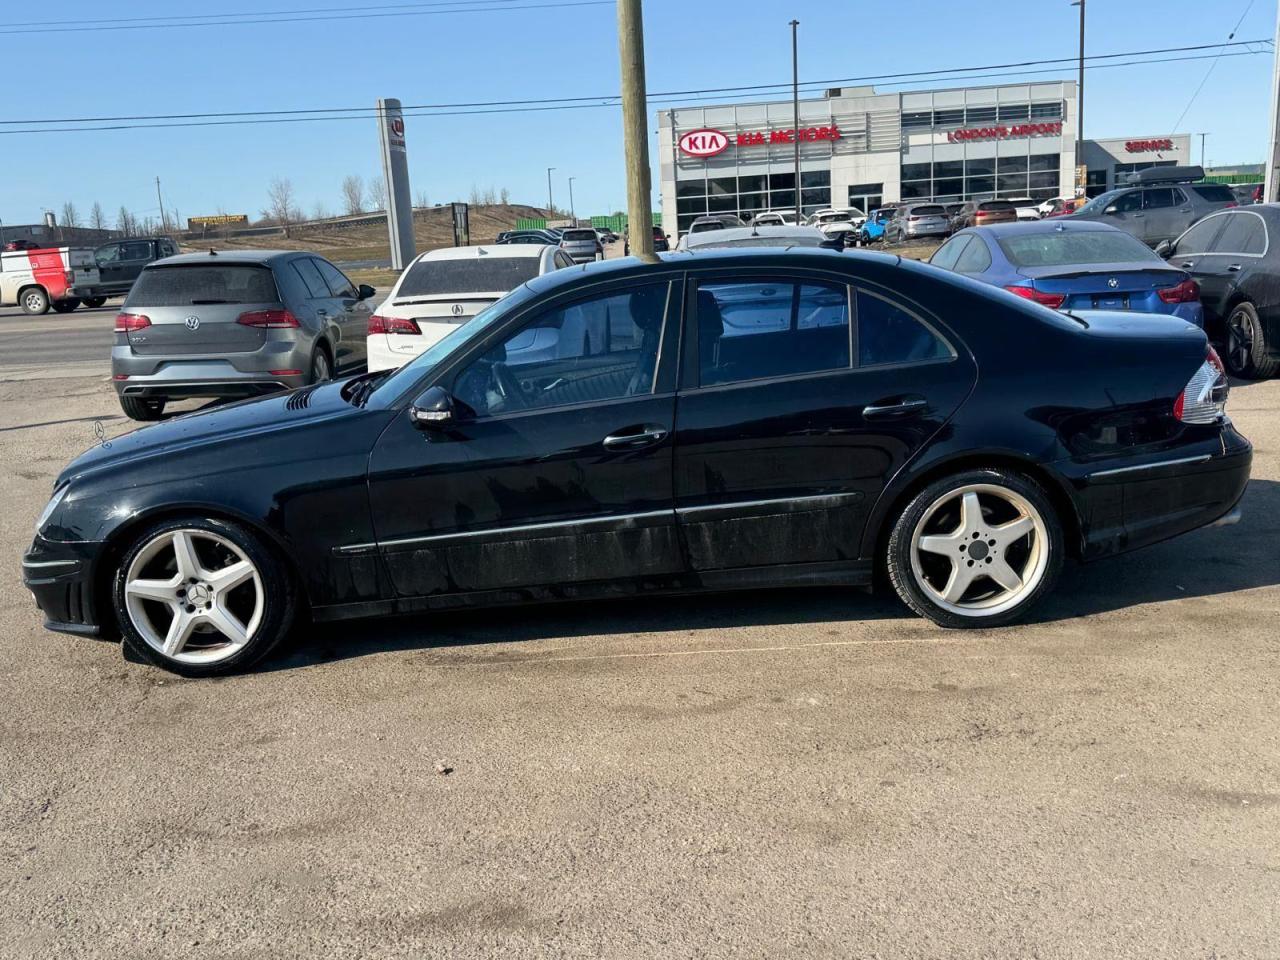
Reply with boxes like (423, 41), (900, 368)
(854, 286), (958, 369)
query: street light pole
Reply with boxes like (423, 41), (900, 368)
(568, 176), (577, 224)
(1070, 0), (1085, 197)
(546, 167), (556, 217)
(790, 19), (801, 224)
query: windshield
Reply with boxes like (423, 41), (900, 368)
(125, 264), (278, 306)
(397, 257), (541, 297)
(369, 285), (536, 404)
(1073, 190), (1124, 217)
(998, 231), (1159, 267)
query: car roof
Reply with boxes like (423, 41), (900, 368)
(146, 249), (295, 266)
(415, 244), (546, 262)
(686, 225), (828, 247)
(957, 219), (1124, 238)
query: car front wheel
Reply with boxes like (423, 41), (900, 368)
(886, 468), (1063, 628)
(112, 517), (296, 676)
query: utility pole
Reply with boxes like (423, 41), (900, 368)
(1199, 133), (1209, 167)
(1071, 0), (1085, 196)
(1266, 0), (1280, 202)
(617, 0), (654, 255)
(546, 167), (556, 218)
(791, 19), (801, 224)
(155, 176), (167, 232)
(568, 176), (577, 224)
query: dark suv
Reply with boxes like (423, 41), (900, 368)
(91, 237), (181, 304)
(1070, 165), (1237, 247)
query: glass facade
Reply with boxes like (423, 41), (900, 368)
(675, 169), (831, 232)
(900, 151), (1061, 203)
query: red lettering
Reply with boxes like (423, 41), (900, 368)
(770, 130), (793, 143)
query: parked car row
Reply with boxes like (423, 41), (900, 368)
(1, 235), (179, 314)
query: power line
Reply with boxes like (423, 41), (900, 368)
(0, 39), (1266, 129)
(0, 0), (610, 35)
(1170, 0), (1260, 133)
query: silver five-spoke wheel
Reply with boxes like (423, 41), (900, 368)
(123, 528), (264, 665)
(908, 483), (1050, 618)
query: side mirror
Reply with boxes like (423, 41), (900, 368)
(358, 283), (376, 300)
(409, 385), (461, 429)
(1154, 240), (1173, 260)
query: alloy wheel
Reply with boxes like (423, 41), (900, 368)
(1226, 308), (1254, 374)
(123, 528), (264, 664)
(908, 483), (1050, 618)
(312, 350), (331, 383)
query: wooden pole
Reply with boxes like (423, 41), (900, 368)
(618, 0), (654, 255)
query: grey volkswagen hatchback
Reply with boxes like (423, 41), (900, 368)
(111, 250), (375, 420)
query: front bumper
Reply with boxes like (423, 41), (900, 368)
(22, 535), (104, 636)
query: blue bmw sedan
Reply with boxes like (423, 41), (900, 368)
(929, 220), (1204, 326)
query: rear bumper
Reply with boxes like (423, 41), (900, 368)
(111, 340), (309, 399)
(22, 536), (104, 636)
(1055, 424), (1253, 560)
(69, 285), (108, 299)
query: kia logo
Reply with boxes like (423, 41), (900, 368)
(451, 304), (464, 316)
(678, 128), (729, 158)
(184, 316), (200, 330)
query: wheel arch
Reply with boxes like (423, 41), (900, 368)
(17, 283), (48, 303)
(864, 450), (1084, 566)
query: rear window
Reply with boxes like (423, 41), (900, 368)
(997, 231), (1159, 267)
(1191, 184), (1236, 203)
(397, 257), (542, 297)
(562, 229), (596, 241)
(690, 220), (725, 233)
(126, 264), (279, 306)
(911, 205), (945, 216)
(978, 201), (1015, 212)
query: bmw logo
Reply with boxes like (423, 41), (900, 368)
(184, 316), (201, 330)
(1107, 278), (1119, 289)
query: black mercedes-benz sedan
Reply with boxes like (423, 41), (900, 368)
(24, 249), (1251, 676)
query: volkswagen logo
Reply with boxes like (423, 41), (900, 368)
(451, 304), (464, 317)
(184, 316), (201, 330)
(1107, 278), (1119, 289)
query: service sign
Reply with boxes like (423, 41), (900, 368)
(1125, 138), (1174, 153)
(678, 129), (729, 158)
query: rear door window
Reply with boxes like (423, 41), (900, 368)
(1209, 212), (1267, 255)
(953, 237), (992, 273)
(1142, 188), (1177, 210)
(856, 291), (952, 368)
(125, 265), (279, 306)
(292, 258), (331, 299)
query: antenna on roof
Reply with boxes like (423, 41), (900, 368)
(208, 248), (218, 256)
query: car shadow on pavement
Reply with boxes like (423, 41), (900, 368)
(259, 478), (1280, 672)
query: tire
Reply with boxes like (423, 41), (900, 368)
(1224, 301), (1279, 379)
(51, 298), (80, 313)
(309, 344), (332, 384)
(886, 467), (1064, 629)
(119, 395), (166, 421)
(82, 296), (107, 308)
(20, 287), (49, 315)
(111, 516), (297, 677)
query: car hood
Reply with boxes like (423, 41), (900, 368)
(59, 381), (370, 487)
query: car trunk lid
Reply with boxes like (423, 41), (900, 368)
(1021, 262), (1189, 313)
(379, 295), (501, 355)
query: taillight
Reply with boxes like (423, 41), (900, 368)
(909, 215), (921, 222)
(236, 309), (300, 328)
(368, 314), (422, 335)
(64, 270), (75, 284)
(1225, 201), (1238, 208)
(1004, 285), (1067, 309)
(1157, 278), (1200, 304)
(114, 312), (151, 332)
(1174, 345), (1229, 423)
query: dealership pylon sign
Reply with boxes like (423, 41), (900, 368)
(377, 97), (416, 271)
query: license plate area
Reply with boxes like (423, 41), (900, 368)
(1092, 295), (1129, 310)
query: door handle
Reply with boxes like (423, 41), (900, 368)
(863, 397), (928, 420)
(602, 424), (668, 450)
(316, 308), (328, 317)
(1178, 261), (1195, 269)
(1227, 264), (1242, 272)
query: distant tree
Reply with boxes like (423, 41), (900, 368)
(341, 175), (365, 215)
(468, 184), (482, 205)
(499, 187), (511, 204)
(116, 206), (136, 236)
(90, 202), (107, 231)
(266, 177), (298, 236)
(414, 188), (430, 209)
(60, 201), (81, 229)
(368, 175), (387, 211)
(481, 186), (496, 205)
(312, 200), (330, 220)
(169, 208), (182, 233)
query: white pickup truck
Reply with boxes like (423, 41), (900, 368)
(0, 244), (103, 315)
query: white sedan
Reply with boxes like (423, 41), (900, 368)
(368, 244), (573, 372)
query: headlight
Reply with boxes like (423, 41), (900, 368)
(35, 485), (69, 534)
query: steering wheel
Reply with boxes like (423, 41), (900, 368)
(490, 361), (529, 411)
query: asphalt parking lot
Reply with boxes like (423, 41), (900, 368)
(1, 305), (1278, 958)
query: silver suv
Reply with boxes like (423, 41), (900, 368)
(559, 228), (603, 264)
(111, 250), (375, 421)
(1069, 165), (1237, 247)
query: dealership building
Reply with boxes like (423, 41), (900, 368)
(657, 80), (1191, 235)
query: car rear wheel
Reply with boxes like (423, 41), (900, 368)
(886, 468), (1063, 628)
(119, 396), (166, 421)
(51, 298), (81, 313)
(20, 287), (49, 315)
(82, 297), (108, 308)
(309, 345), (332, 384)
(112, 517), (296, 677)
(1225, 301), (1278, 379)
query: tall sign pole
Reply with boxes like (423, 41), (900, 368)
(377, 97), (417, 270)
(618, 0), (653, 256)
(1266, 3), (1280, 202)
(791, 20), (801, 224)
(1071, 0), (1086, 198)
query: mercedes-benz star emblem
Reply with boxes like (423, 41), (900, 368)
(184, 316), (201, 330)
(451, 304), (464, 317)
(1107, 278), (1119, 289)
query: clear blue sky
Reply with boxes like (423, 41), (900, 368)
(0, 0), (1274, 227)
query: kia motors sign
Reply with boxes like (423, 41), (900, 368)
(946, 121), (1063, 144)
(678, 128), (729, 158)
(1125, 138), (1174, 153)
